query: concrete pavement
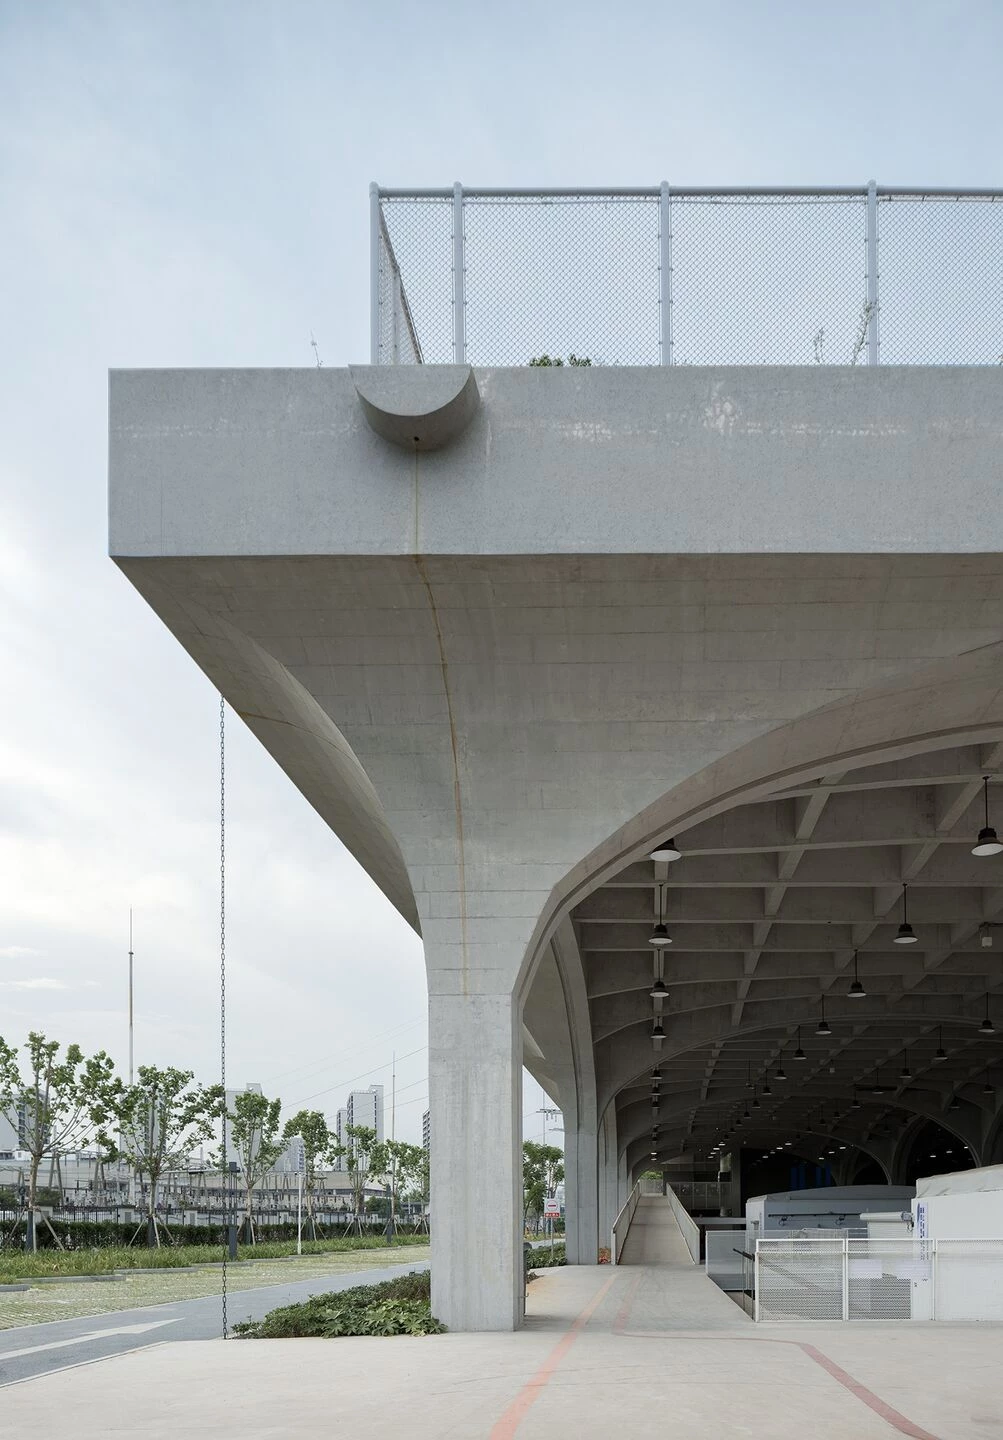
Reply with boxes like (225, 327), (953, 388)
(3, 1246), (1000, 1438)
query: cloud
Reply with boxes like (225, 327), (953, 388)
(0, 978), (69, 991)
(0, 946), (44, 960)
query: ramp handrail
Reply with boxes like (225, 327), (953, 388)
(666, 1184), (701, 1264)
(611, 1180), (641, 1264)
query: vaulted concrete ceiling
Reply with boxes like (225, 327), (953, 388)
(577, 741), (1003, 1169)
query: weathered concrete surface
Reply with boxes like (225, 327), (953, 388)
(110, 366), (1003, 557)
(6, 1264), (1003, 1438)
(109, 366), (1003, 1331)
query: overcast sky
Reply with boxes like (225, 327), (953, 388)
(1, 0), (1002, 1147)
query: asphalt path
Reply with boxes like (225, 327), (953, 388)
(0, 1258), (429, 1387)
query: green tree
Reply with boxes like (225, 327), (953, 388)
(528, 354), (592, 366)
(281, 1109), (332, 1240)
(371, 1139), (425, 1238)
(94, 1065), (223, 1246)
(342, 1123), (378, 1235)
(522, 1141), (564, 1235)
(0, 1032), (115, 1249)
(224, 1090), (285, 1242)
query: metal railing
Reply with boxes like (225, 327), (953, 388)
(371, 183), (1003, 368)
(611, 1180), (641, 1264)
(666, 1184), (701, 1263)
(705, 1226), (747, 1291)
(754, 1236), (1003, 1322)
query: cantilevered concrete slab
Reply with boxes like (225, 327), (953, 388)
(110, 364), (1003, 1330)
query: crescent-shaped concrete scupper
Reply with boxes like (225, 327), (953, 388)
(350, 364), (480, 451)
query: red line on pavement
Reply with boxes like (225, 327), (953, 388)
(489, 1272), (618, 1440)
(797, 1343), (941, 1440)
(612, 1272), (642, 1333)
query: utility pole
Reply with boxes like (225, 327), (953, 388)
(386, 1051), (396, 1246)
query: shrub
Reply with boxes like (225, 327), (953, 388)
(233, 1270), (442, 1338)
(528, 1243), (566, 1269)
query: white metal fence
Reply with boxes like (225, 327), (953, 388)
(754, 1236), (1003, 1322)
(371, 184), (1003, 368)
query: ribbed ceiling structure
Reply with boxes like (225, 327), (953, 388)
(578, 741), (1003, 1175)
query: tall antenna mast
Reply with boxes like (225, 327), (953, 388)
(391, 1050), (396, 1143)
(128, 908), (134, 1084)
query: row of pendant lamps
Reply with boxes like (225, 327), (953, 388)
(652, 992), (997, 1046)
(647, 777), (1002, 949)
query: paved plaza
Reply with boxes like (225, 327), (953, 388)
(3, 1204), (1000, 1439)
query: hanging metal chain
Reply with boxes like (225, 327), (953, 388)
(219, 695), (228, 1339)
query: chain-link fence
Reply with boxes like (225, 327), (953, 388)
(754, 1236), (1003, 1322)
(372, 185), (1003, 367)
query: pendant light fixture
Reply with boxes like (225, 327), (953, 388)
(894, 883), (918, 945)
(743, 1105), (751, 1120)
(899, 1049), (912, 1080)
(745, 1064), (754, 1089)
(851, 1093), (861, 1108)
(847, 951), (866, 999)
(649, 976), (669, 1000)
(752, 1092), (761, 1108)
(794, 1026), (807, 1061)
(816, 996), (832, 1037)
(651, 1068), (661, 1086)
(649, 883), (672, 947)
(984, 1080), (994, 1096)
(948, 1095), (960, 1111)
(980, 995), (996, 1036)
(934, 1026), (948, 1062)
(762, 1073), (772, 1096)
(775, 1050), (787, 1081)
(972, 776), (1003, 857)
(650, 837), (682, 862)
(651, 1020), (666, 1045)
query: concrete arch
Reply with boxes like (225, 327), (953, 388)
(598, 1006), (999, 1123)
(982, 1107), (1003, 1165)
(625, 1127), (893, 1184)
(616, 1084), (979, 1163)
(119, 566), (420, 931)
(518, 641), (1003, 1002)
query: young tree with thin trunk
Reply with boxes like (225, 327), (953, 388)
(94, 1066), (223, 1246)
(0, 1032), (115, 1250)
(343, 1123), (378, 1235)
(224, 1090), (284, 1243)
(523, 1141), (564, 1235)
(281, 1109), (331, 1240)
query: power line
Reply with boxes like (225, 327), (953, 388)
(262, 1017), (426, 1086)
(289, 1045), (428, 1108)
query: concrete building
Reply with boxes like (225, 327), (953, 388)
(109, 183), (1003, 1331)
(422, 1108), (430, 1154)
(0, 1111), (19, 1157)
(335, 1107), (349, 1149)
(346, 1085), (384, 1142)
(223, 1082), (262, 1162)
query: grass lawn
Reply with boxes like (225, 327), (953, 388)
(0, 1243), (430, 1330)
(0, 1233), (428, 1284)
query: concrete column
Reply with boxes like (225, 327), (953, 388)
(597, 1107), (619, 1254)
(429, 989), (522, 1332)
(563, 1122), (599, 1265)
